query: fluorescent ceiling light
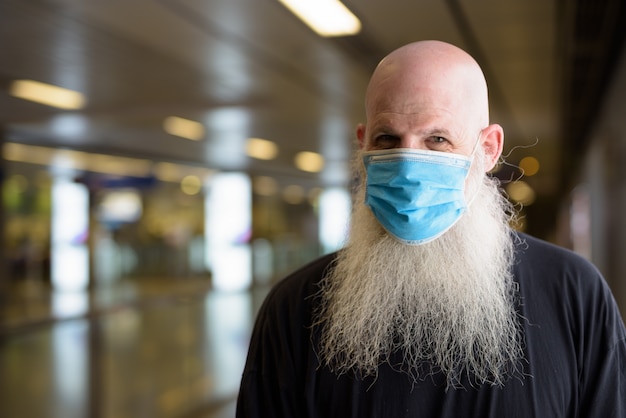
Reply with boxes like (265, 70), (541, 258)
(153, 162), (214, 183)
(253, 176), (279, 196)
(506, 181), (536, 206)
(246, 137), (279, 160)
(278, 0), (361, 37)
(163, 116), (205, 141)
(519, 156), (540, 176)
(295, 151), (325, 173)
(3, 142), (214, 183)
(9, 79), (85, 110)
(181, 175), (202, 195)
(3, 143), (152, 177)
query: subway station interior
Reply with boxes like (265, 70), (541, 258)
(1, 0), (626, 417)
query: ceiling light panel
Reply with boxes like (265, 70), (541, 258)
(295, 151), (325, 173)
(246, 138), (279, 160)
(163, 116), (205, 141)
(277, 0), (361, 37)
(9, 80), (85, 110)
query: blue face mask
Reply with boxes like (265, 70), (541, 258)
(362, 148), (473, 245)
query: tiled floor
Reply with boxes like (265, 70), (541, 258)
(0, 278), (269, 418)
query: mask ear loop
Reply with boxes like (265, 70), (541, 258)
(463, 131), (485, 210)
(469, 130), (483, 158)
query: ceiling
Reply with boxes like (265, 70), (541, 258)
(1, 0), (625, 238)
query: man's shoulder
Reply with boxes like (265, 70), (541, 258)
(513, 231), (598, 272)
(276, 251), (338, 290)
(260, 252), (338, 314)
(512, 231), (607, 298)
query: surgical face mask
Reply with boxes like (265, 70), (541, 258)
(362, 148), (474, 245)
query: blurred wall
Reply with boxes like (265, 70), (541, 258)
(583, 40), (626, 319)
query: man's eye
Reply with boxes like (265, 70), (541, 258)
(373, 135), (398, 149)
(425, 136), (453, 151)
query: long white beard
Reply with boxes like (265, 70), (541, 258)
(314, 160), (523, 388)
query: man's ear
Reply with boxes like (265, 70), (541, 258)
(356, 123), (366, 149)
(480, 123), (504, 172)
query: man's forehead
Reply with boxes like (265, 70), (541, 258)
(367, 92), (465, 126)
(368, 75), (462, 111)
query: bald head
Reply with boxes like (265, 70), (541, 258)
(358, 40), (503, 171)
(367, 41), (489, 124)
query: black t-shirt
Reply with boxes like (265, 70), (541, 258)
(237, 233), (626, 417)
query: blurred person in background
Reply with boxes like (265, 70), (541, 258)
(236, 40), (626, 417)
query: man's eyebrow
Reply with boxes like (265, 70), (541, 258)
(421, 127), (453, 137)
(369, 122), (454, 138)
(370, 123), (397, 134)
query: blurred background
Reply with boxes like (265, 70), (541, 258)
(1, 0), (625, 416)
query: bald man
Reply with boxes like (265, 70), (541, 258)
(236, 41), (626, 417)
